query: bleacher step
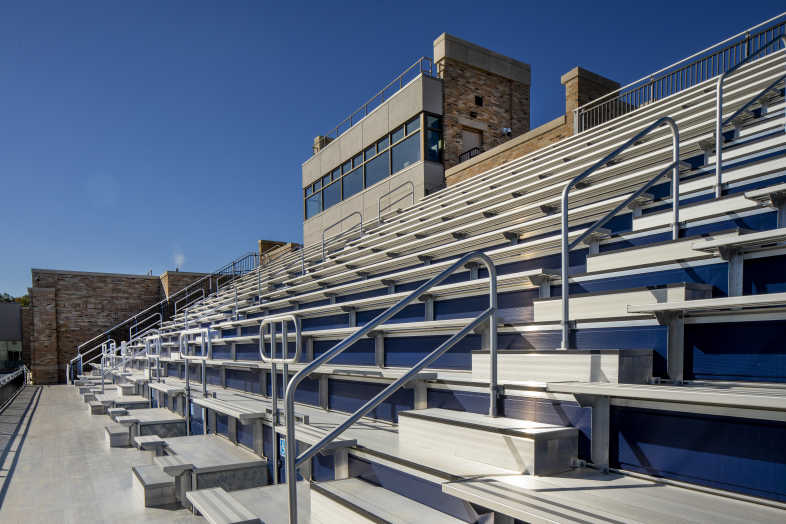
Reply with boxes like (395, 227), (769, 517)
(310, 478), (465, 524)
(472, 348), (652, 384)
(532, 283), (711, 322)
(186, 487), (260, 524)
(397, 408), (577, 475)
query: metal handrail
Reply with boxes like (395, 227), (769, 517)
(324, 57), (435, 140)
(377, 181), (415, 224)
(560, 117), (681, 349)
(282, 251), (498, 523)
(0, 365), (29, 387)
(575, 13), (786, 132)
(322, 212), (363, 260)
(128, 312), (162, 340)
(175, 288), (205, 314)
(714, 35), (786, 197)
(259, 314), (302, 425)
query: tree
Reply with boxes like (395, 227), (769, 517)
(15, 295), (30, 307)
(0, 292), (14, 303)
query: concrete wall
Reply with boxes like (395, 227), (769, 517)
(302, 74), (443, 189)
(303, 160), (443, 247)
(159, 271), (209, 300)
(444, 66), (618, 186)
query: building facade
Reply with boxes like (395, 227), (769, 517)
(301, 33), (532, 247)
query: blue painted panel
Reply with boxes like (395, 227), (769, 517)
(206, 367), (221, 385)
(238, 421), (253, 449)
(744, 255), (786, 295)
(612, 406), (786, 501)
(190, 402), (203, 434)
(385, 334), (477, 370)
(427, 388), (488, 414)
(221, 329), (236, 338)
(349, 457), (474, 520)
(686, 320), (786, 382)
(302, 314), (347, 331)
(212, 345), (231, 360)
(167, 363), (180, 378)
(294, 377), (320, 406)
(216, 414), (229, 437)
(312, 338), (375, 366)
(328, 379), (413, 422)
(226, 368), (262, 394)
(312, 453), (335, 482)
(337, 287), (387, 303)
(236, 343), (260, 361)
(357, 303), (425, 325)
(682, 209), (776, 237)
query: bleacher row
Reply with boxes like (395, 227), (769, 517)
(73, 45), (786, 523)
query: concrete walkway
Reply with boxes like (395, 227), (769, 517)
(0, 385), (202, 523)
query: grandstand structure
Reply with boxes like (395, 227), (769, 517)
(7, 12), (786, 524)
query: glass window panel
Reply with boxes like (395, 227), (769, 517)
(426, 115), (442, 131)
(323, 181), (340, 209)
(364, 145), (376, 160)
(391, 131), (420, 173)
(343, 167), (363, 199)
(306, 192), (322, 219)
(313, 179), (321, 190)
(305, 186), (313, 197)
(352, 154), (363, 168)
(377, 136), (388, 151)
(365, 150), (389, 187)
(342, 160), (352, 174)
(426, 130), (442, 162)
(322, 175), (331, 186)
(331, 167), (341, 180)
(405, 116), (420, 135)
(391, 126), (405, 144)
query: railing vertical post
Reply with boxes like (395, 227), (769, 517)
(488, 263), (499, 418)
(715, 76), (724, 198)
(671, 124), (681, 240)
(560, 184), (571, 350)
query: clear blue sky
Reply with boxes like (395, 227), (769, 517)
(1, 1), (783, 296)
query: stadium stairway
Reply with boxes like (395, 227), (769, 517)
(72, 41), (786, 523)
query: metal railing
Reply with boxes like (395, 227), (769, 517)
(714, 35), (786, 197)
(258, 314), (302, 483)
(377, 181), (415, 224)
(282, 251), (498, 523)
(175, 288), (205, 314)
(0, 365), (30, 408)
(323, 57), (436, 141)
(180, 328), (211, 435)
(458, 146), (483, 164)
(575, 13), (786, 133)
(128, 312), (162, 341)
(322, 212), (363, 261)
(560, 117), (681, 349)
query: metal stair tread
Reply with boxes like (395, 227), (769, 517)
(627, 291), (786, 313)
(398, 408), (576, 439)
(186, 487), (260, 524)
(311, 478), (465, 523)
(273, 422), (357, 449)
(691, 227), (786, 251)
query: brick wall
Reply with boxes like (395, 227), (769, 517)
(160, 271), (209, 300)
(444, 66), (618, 186)
(20, 306), (32, 367)
(439, 58), (531, 170)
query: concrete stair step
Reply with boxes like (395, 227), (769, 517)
(397, 408), (577, 475)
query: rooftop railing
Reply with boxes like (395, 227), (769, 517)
(575, 12), (786, 133)
(323, 57), (436, 142)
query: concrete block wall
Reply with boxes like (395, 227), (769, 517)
(27, 268), (207, 384)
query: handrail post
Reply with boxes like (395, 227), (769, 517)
(715, 35), (786, 199)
